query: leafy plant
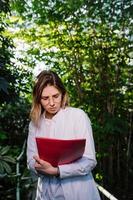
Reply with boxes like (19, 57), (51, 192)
(0, 145), (16, 175)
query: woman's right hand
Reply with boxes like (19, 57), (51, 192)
(33, 155), (59, 176)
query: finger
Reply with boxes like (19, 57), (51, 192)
(35, 162), (41, 168)
(34, 156), (46, 166)
(33, 155), (40, 162)
(43, 160), (50, 165)
(33, 155), (39, 160)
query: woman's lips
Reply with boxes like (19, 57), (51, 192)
(49, 107), (57, 111)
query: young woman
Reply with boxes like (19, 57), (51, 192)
(27, 70), (101, 200)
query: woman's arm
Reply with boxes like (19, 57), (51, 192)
(27, 122), (59, 177)
(27, 121), (38, 175)
(59, 156), (96, 179)
(59, 109), (97, 179)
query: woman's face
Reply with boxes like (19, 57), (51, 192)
(40, 85), (62, 119)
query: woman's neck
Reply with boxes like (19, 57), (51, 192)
(45, 112), (56, 119)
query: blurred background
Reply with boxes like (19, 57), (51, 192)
(0, 0), (132, 199)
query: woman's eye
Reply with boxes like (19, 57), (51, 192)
(41, 97), (48, 100)
(54, 94), (60, 99)
(54, 95), (59, 98)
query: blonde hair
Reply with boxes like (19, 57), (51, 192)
(30, 70), (69, 126)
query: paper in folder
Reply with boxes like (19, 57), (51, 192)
(36, 137), (86, 167)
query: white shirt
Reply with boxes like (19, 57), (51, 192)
(27, 107), (101, 200)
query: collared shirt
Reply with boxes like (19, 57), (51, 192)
(27, 107), (101, 200)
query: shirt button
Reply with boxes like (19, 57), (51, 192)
(81, 167), (85, 172)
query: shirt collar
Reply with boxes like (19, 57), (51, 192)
(42, 108), (64, 122)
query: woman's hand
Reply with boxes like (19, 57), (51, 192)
(33, 155), (59, 176)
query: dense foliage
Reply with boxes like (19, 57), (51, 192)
(0, 0), (32, 199)
(0, 0), (132, 199)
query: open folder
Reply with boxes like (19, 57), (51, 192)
(36, 137), (86, 167)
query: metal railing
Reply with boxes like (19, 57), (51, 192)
(96, 183), (118, 200)
(16, 139), (27, 200)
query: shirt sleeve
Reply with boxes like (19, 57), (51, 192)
(80, 110), (96, 160)
(27, 121), (38, 175)
(59, 157), (96, 179)
(27, 121), (50, 178)
(59, 109), (97, 179)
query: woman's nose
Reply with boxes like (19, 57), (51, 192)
(49, 97), (54, 106)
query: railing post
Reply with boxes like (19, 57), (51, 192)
(96, 183), (118, 200)
(16, 160), (20, 200)
(16, 140), (26, 200)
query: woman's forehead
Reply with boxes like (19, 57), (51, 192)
(42, 85), (61, 96)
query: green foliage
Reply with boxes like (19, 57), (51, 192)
(0, 0), (19, 103)
(0, 145), (15, 174)
(0, 1), (33, 199)
(0, 0), (10, 13)
(11, 0), (27, 14)
(0, 98), (31, 146)
(0, 77), (9, 93)
(95, 173), (103, 182)
(0, 0), (132, 199)
(0, 130), (8, 140)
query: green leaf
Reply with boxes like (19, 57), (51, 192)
(0, 146), (10, 155)
(0, 161), (5, 174)
(1, 160), (12, 174)
(2, 156), (16, 164)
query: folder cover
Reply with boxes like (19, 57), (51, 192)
(36, 137), (86, 167)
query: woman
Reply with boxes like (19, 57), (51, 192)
(27, 70), (101, 200)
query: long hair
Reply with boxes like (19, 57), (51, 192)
(30, 70), (69, 125)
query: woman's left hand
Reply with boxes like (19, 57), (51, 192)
(33, 155), (59, 176)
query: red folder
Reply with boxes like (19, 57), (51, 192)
(36, 137), (86, 167)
